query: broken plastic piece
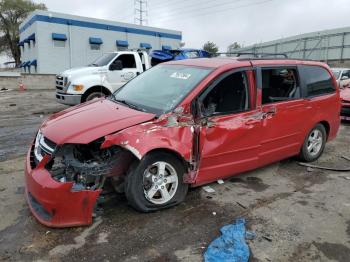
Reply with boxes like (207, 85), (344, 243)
(217, 179), (224, 184)
(202, 185), (215, 193)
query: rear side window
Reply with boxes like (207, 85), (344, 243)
(261, 68), (300, 104)
(303, 66), (335, 97)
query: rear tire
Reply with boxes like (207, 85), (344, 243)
(125, 152), (188, 212)
(299, 124), (326, 162)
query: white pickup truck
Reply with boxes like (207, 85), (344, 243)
(55, 50), (151, 105)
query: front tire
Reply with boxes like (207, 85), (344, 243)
(85, 91), (106, 102)
(125, 152), (188, 212)
(299, 124), (327, 162)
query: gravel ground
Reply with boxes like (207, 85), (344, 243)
(0, 89), (350, 262)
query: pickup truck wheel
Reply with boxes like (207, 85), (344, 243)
(85, 92), (105, 102)
(299, 124), (326, 162)
(125, 152), (188, 212)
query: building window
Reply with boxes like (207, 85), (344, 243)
(53, 40), (66, 48)
(261, 68), (300, 104)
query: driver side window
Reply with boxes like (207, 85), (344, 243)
(113, 54), (136, 69)
(200, 71), (250, 116)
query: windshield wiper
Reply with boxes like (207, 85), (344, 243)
(111, 97), (147, 112)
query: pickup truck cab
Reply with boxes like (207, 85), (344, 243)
(55, 50), (151, 105)
(26, 57), (340, 227)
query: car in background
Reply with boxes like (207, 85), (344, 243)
(25, 57), (340, 227)
(340, 86), (350, 120)
(150, 48), (210, 66)
(332, 68), (350, 89)
(332, 68), (350, 120)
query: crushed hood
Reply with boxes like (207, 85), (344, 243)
(340, 88), (350, 102)
(41, 99), (156, 145)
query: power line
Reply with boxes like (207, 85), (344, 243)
(150, 0), (274, 23)
(134, 0), (148, 25)
(149, 0), (190, 9)
(149, 0), (252, 19)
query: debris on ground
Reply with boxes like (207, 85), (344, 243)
(262, 235), (273, 242)
(343, 176), (350, 180)
(212, 212), (217, 216)
(245, 231), (256, 240)
(299, 162), (350, 172)
(202, 185), (215, 193)
(236, 202), (247, 209)
(0, 88), (11, 93)
(9, 103), (16, 107)
(342, 155), (350, 161)
(307, 167), (314, 172)
(204, 218), (250, 262)
(217, 179), (224, 184)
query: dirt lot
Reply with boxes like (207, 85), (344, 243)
(0, 89), (350, 262)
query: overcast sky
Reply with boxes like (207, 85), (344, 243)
(2, 0), (350, 64)
(33, 0), (350, 51)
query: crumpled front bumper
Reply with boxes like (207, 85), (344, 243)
(24, 145), (101, 227)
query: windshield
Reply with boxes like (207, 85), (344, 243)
(113, 65), (212, 115)
(89, 53), (116, 66)
(332, 70), (341, 79)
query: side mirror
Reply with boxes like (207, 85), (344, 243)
(109, 60), (123, 71)
(341, 75), (349, 81)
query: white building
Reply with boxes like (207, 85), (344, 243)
(19, 10), (182, 74)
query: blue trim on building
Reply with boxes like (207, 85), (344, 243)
(28, 33), (35, 41)
(20, 14), (182, 40)
(162, 45), (171, 50)
(89, 37), (103, 45)
(140, 42), (152, 49)
(116, 40), (129, 47)
(52, 33), (67, 41)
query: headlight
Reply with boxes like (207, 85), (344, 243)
(72, 84), (84, 91)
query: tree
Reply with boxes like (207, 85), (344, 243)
(203, 41), (219, 56)
(227, 42), (241, 51)
(0, 0), (46, 66)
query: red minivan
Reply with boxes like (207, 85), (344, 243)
(25, 57), (340, 227)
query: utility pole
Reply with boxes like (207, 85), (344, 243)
(134, 0), (148, 25)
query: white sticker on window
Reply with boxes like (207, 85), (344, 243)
(170, 72), (191, 80)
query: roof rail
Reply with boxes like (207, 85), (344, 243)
(214, 52), (288, 58)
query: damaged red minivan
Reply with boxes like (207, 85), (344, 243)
(25, 57), (340, 227)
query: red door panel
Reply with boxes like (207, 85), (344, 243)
(259, 99), (309, 165)
(195, 110), (263, 185)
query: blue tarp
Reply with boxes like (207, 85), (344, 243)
(204, 218), (250, 262)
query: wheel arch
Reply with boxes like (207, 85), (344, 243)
(319, 120), (330, 140)
(82, 85), (112, 102)
(143, 148), (190, 168)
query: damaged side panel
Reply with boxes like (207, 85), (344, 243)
(102, 113), (195, 163)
